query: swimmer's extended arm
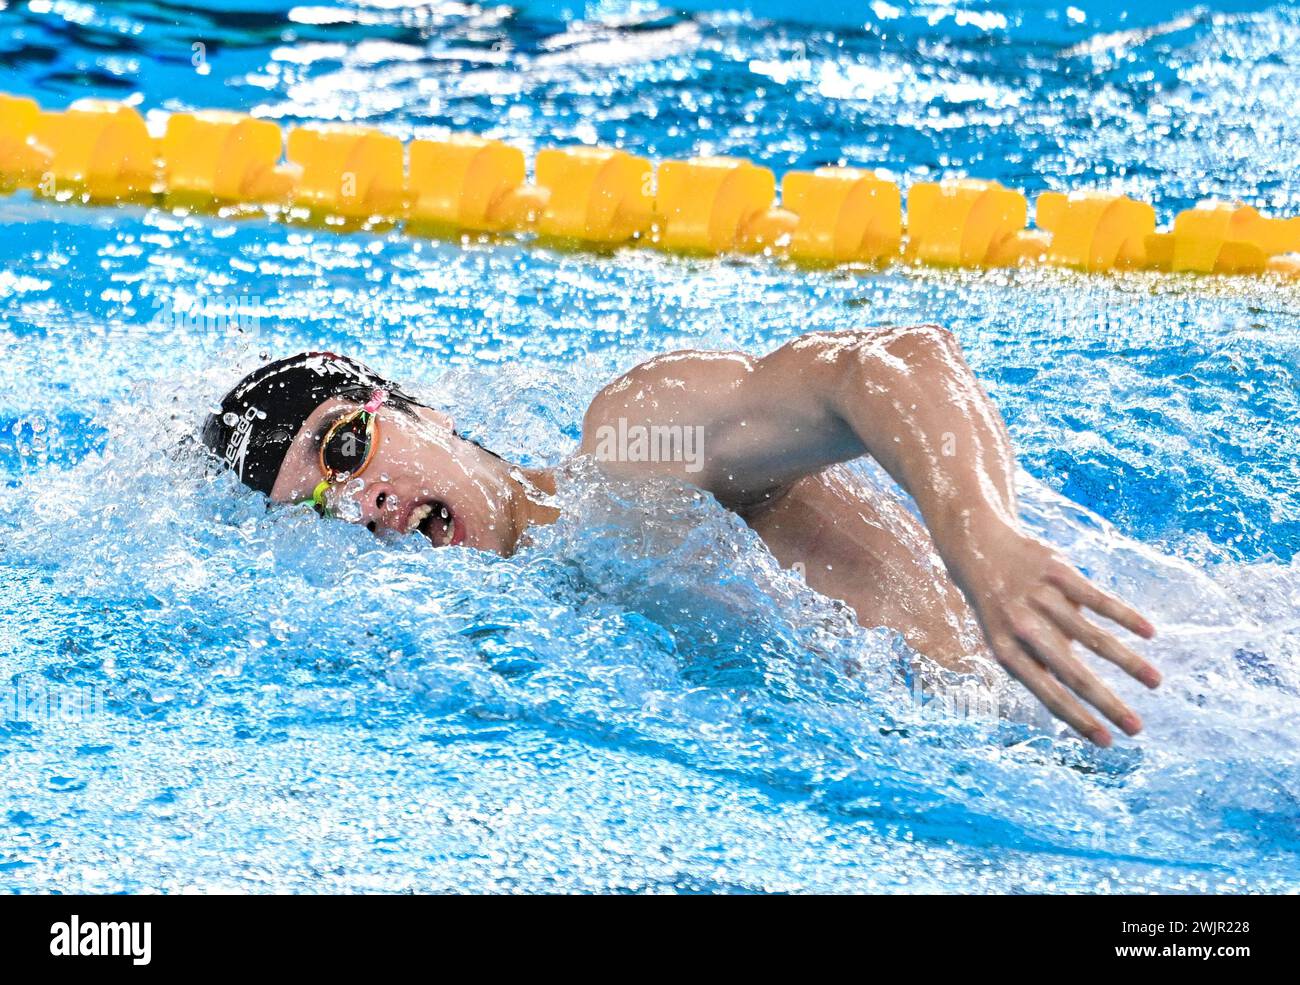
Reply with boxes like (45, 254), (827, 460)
(583, 325), (1159, 745)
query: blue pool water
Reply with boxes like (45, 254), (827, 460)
(2, 0), (1298, 893)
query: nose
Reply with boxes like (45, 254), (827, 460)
(354, 482), (403, 533)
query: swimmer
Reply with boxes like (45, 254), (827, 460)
(201, 326), (1160, 746)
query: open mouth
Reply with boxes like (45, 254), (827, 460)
(406, 499), (462, 548)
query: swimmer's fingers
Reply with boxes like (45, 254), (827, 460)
(1032, 588), (1162, 690)
(992, 634), (1109, 747)
(1046, 565), (1156, 641)
(1010, 605), (1141, 740)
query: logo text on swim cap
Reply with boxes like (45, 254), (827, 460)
(224, 405), (265, 479)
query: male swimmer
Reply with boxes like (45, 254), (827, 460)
(202, 326), (1160, 746)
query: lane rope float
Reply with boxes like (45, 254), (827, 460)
(3, 93), (1299, 281)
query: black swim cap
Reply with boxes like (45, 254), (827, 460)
(201, 351), (417, 495)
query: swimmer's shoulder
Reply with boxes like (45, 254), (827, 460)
(579, 348), (755, 445)
(577, 347), (827, 512)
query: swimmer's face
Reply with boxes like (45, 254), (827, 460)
(269, 397), (524, 554)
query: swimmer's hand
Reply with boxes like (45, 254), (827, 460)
(949, 521), (1159, 746)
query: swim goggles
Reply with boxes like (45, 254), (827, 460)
(306, 389), (387, 516)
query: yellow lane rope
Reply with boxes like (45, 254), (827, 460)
(3, 93), (1298, 280)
